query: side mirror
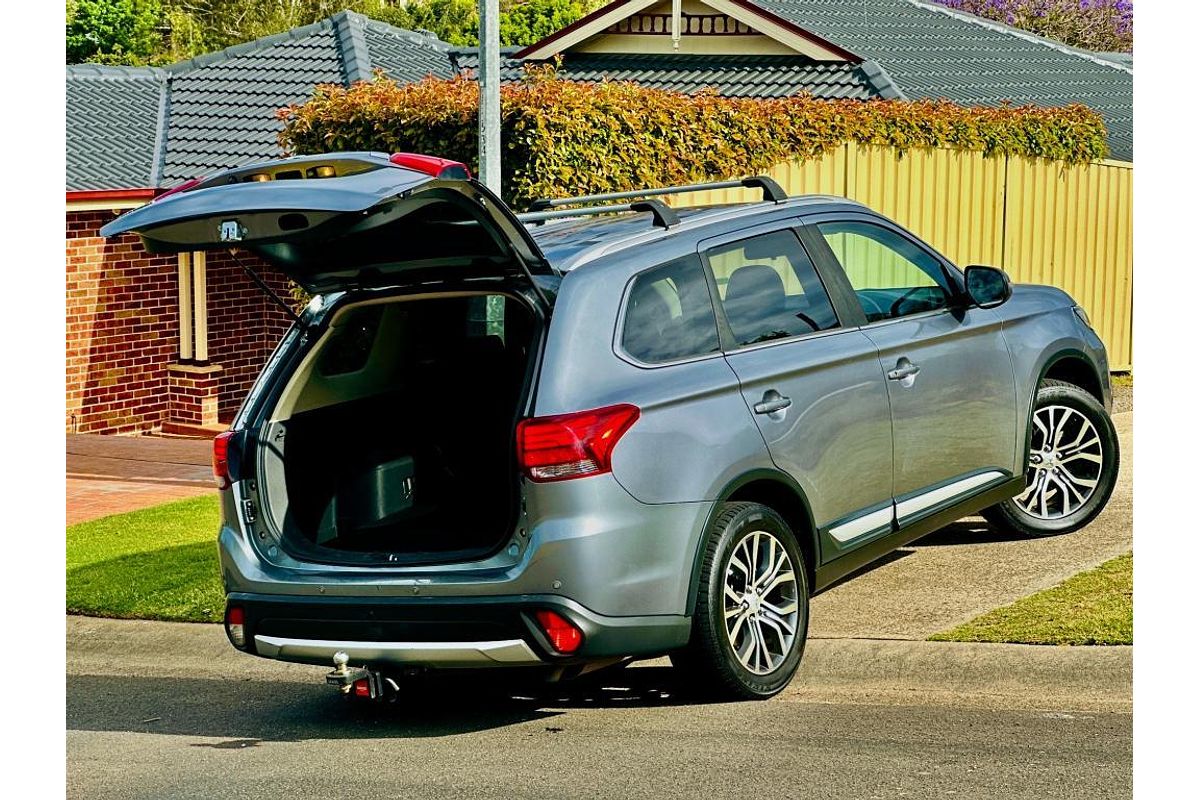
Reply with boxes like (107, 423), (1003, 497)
(963, 265), (1012, 309)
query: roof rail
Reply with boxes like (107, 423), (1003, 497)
(517, 199), (681, 229)
(527, 176), (788, 212)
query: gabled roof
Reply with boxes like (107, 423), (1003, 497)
(754, 0), (1132, 160)
(66, 11), (453, 193)
(454, 52), (901, 100)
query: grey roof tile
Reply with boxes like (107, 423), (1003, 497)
(66, 11), (455, 191)
(65, 65), (167, 191)
(453, 52), (879, 100)
(753, 0), (1132, 160)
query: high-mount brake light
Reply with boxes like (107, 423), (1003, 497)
(152, 176), (205, 202)
(389, 152), (472, 180)
(516, 404), (640, 482)
(213, 430), (235, 490)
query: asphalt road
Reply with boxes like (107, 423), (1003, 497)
(68, 619), (1131, 800)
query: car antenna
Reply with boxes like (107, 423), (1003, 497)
(228, 249), (304, 326)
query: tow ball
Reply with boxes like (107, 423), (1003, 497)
(325, 651), (395, 700)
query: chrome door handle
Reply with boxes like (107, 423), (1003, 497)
(753, 391), (792, 415)
(886, 358), (921, 381)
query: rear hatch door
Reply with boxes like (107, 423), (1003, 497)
(101, 152), (554, 295)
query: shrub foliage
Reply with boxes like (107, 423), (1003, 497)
(278, 70), (1110, 207)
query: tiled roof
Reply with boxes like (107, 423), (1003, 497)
(65, 65), (167, 191)
(752, 0), (1132, 160)
(453, 53), (897, 100)
(66, 11), (453, 192)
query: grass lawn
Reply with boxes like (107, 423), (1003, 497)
(931, 552), (1132, 645)
(67, 494), (224, 623)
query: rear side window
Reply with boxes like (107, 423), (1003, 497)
(621, 256), (720, 364)
(706, 229), (839, 347)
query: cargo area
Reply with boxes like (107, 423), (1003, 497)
(257, 292), (538, 564)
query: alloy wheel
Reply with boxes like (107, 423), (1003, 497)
(1015, 404), (1104, 520)
(723, 530), (799, 675)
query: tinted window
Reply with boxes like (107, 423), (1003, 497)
(706, 230), (839, 347)
(818, 221), (952, 322)
(622, 256), (720, 363)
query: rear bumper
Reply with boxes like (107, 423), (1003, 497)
(227, 592), (691, 668)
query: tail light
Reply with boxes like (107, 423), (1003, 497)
(225, 605), (246, 649)
(534, 610), (584, 654)
(516, 404), (640, 482)
(212, 430), (235, 490)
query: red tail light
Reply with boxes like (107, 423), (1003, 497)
(225, 605), (246, 649)
(516, 404), (640, 482)
(212, 430), (235, 490)
(534, 610), (584, 654)
(389, 152), (472, 179)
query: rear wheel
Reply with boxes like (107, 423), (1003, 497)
(672, 502), (809, 700)
(983, 379), (1119, 537)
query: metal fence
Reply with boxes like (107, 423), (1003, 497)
(673, 146), (1133, 370)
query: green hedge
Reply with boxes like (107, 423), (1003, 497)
(277, 69), (1109, 207)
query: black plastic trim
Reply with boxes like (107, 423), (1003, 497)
(226, 592), (690, 664)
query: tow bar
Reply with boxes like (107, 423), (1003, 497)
(325, 651), (396, 700)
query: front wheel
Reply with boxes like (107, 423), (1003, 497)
(983, 379), (1119, 537)
(672, 502), (809, 700)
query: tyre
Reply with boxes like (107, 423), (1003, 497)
(671, 502), (809, 700)
(983, 379), (1119, 537)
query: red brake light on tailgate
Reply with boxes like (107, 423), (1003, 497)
(389, 152), (472, 179)
(516, 404), (640, 482)
(212, 430), (235, 490)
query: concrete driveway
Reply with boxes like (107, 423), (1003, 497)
(809, 409), (1132, 639)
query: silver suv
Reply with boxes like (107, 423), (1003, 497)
(105, 152), (1119, 700)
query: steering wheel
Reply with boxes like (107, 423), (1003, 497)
(857, 292), (889, 321)
(888, 286), (931, 318)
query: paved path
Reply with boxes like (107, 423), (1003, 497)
(809, 410), (1132, 640)
(67, 434), (214, 525)
(67, 616), (1131, 800)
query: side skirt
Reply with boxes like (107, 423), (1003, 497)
(812, 476), (1025, 594)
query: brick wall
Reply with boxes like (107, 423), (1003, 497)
(203, 249), (295, 420)
(66, 209), (293, 434)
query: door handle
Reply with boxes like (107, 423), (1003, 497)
(886, 358), (921, 382)
(753, 391), (792, 415)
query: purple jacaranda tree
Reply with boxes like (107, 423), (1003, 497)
(930, 0), (1132, 52)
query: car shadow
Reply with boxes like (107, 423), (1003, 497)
(910, 518), (1028, 547)
(67, 666), (697, 742)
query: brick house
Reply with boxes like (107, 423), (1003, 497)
(65, 12), (454, 434)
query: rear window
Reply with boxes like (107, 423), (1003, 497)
(621, 256), (720, 364)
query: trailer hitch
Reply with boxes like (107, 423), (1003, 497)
(325, 651), (393, 700)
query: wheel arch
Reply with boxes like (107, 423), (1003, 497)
(685, 469), (819, 616)
(1020, 348), (1107, 470)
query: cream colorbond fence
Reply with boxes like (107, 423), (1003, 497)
(673, 146), (1133, 370)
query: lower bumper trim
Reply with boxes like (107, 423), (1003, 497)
(253, 635), (544, 668)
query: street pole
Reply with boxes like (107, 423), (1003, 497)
(478, 0), (501, 195)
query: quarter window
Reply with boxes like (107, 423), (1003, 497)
(621, 256), (721, 364)
(817, 221), (952, 322)
(706, 230), (839, 347)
